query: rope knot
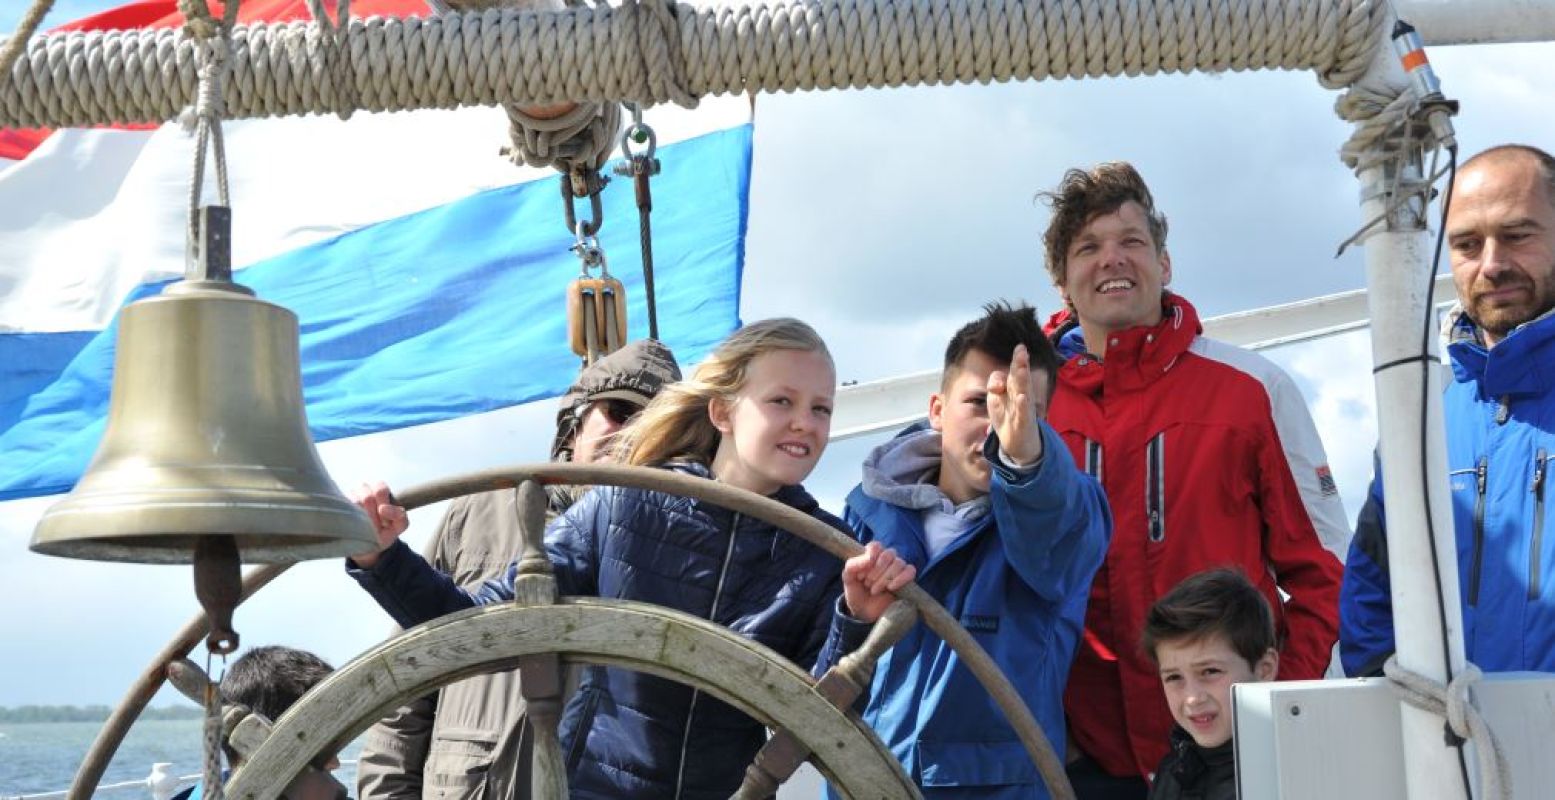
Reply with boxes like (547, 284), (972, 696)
(178, 0), (234, 41)
(1442, 662), (1482, 743)
(194, 43), (228, 117)
(1334, 83), (1419, 173)
(1383, 656), (1511, 799)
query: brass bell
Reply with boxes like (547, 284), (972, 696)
(30, 210), (376, 565)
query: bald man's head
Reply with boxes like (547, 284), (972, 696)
(1448, 145), (1555, 345)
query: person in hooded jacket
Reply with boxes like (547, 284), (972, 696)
(1341, 144), (1555, 677)
(815, 301), (1111, 799)
(346, 319), (915, 800)
(355, 339), (681, 800)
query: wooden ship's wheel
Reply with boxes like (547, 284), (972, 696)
(223, 597), (917, 799)
(216, 463), (1074, 800)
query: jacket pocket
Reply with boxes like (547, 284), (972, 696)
(1531, 449), (1549, 600)
(1083, 437), (1104, 482)
(563, 677), (604, 776)
(1451, 458), (1489, 607)
(915, 740), (1039, 787)
(424, 728), (497, 799)
(1146, 432), (1166, 543)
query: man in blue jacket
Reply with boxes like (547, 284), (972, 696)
(1342, 144), (1555, 675)
(818, 301), (1112, 798)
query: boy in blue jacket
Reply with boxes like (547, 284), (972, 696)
(818, 301), (1112, 799)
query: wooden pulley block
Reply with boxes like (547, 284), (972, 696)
(566, 276), (628, 358)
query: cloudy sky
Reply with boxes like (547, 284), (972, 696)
(1, 1), (1553, 713)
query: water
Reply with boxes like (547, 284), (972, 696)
(0, 718), (362, 797)
(0, 718), (822, 798)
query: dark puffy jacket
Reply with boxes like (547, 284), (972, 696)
(350, 462), (848, 799)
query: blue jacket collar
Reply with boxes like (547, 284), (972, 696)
(1446, 305), (1555, 397)
(1057, 324), (1088, 361)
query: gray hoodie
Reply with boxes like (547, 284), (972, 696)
(860, 429), (991, 561)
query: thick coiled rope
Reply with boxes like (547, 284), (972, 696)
(0, 0), (1386, 130)
(451, 0), (626, 172)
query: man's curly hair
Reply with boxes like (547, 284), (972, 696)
(1038, 161), (1169, 287)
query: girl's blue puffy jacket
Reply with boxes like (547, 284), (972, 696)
(350, 462), (848, 799)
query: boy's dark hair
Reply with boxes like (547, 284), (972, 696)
(943, 301), (1060, 401)
(1038, 161), (1169, 287)
(218, 645), (334, 763)
(1142, 568), (1276, 668)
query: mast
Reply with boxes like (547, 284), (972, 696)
(1351, 11), (1473, 799)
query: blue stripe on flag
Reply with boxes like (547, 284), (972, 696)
(0, 124), (751, 501)
(0, 332), (97, 429)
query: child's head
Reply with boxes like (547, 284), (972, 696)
(220, 645), (342, 798)
(930, 301), (1059, 503)
(617, 319), (835, 495)
(1143, 568), (1279, 748)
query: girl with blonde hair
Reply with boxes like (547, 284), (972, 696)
(348, 318), (914, 799)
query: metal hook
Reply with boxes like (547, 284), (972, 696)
(560, 174), (605, 238)
(570, 222), (609, 277)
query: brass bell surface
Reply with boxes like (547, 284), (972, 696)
(30, 280), (378, 564)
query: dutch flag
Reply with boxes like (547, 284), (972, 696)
(0, 0), (753, 502)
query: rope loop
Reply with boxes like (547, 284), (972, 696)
(505, 100), (624, 171)
(1382, 655), (1512, 800)
(182, 0), (237, 263)
(304, 0), (358, 120)
(622, 0), (696, 108)
(1334, 81), (1416, 172)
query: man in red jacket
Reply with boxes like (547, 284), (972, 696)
(1039, 162), (1347, 799)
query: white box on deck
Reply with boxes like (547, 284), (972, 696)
(1233, 674), (1555, 799)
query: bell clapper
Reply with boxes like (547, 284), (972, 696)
(193, 534), (242, 655)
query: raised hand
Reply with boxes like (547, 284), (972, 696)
(349, 480), (408, 567)
(842, 541), (917, 622)
(985, 343), (1046, 467)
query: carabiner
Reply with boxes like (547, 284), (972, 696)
(560, 173), (605, 238)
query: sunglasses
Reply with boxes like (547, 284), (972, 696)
(581, 398), (642, 426)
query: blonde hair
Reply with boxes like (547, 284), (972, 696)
(613, 319), (832, 468)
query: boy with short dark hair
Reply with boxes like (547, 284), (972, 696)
(1142, 569), (1280, 800)
(177, 645), (343, 800)
(817, 301), (1112, 799)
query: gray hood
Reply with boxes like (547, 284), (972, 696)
(861, 429), (990, 519)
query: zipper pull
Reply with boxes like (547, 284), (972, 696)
(1533, 449), (1548, 495)
(1477, 458), (1488, 495)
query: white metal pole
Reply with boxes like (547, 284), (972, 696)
(1397, 0), (1555, 45)
(1352, 17), (1474, 800)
